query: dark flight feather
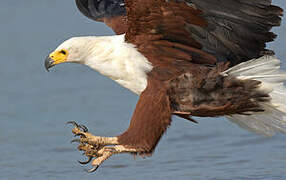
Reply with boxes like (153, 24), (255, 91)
(184, 0), (283, 65)
(75, 0), (127, 34)
(75, 0), (125, 21)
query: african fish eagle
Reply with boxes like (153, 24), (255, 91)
(45, 0), (285, 173)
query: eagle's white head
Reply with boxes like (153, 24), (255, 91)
(45, 34), (153, 94)
(45, 36), (118, 66)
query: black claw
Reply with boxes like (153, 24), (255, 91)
(78, 124), (88, 132)
(85, 165), (99, 173)
(66, 121), (79, 128)
(74, 132), (87, 138)
(71, 139), (81, 143)
(78, 156), (93, 165)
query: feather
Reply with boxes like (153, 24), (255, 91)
(75, 0), (127, 34)
(75, 0), (126, 20)
(224, 56), (286, 136)
(185, 0), (283, 65)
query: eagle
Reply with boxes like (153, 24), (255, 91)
(45, 0), (285, 173)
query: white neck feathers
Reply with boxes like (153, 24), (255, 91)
(82, 34), (153, 94)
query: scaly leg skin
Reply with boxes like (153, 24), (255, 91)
(67, 121), (138, 173)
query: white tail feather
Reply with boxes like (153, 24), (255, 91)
(222, 56), (286, 136)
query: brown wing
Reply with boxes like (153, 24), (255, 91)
(75, 0), (127, 34)
(125, 0), (217, 66)
(125, 0), (283, 66)
(117, 78), (172, 154)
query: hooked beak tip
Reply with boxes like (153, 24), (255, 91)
(44, 56), (54, 72)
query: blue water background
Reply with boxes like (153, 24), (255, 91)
(1, 1), (286, 179)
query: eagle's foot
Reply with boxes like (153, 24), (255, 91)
(74, 142), (139, 173)
(84, 145), (138, 173)
(67, 121), (118, 149)
(67, 121), (142, 173)
(67, 121), (126, 172)
(75, 143), (114, 172)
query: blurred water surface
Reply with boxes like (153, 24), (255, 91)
(1, 1), (286, 179)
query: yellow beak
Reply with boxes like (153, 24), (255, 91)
(44, 50), (68, 71)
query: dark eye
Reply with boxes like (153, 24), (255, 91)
(60, 50), (66, 55)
